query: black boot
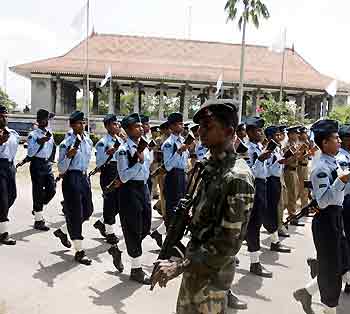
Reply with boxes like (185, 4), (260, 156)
(293, 288), (315, 314)
(150, 230), (163, 248)
(0, 232), (16, 245)
(227, 289), (247, 310)
(75, 250), (92, 265)
(250, 262), (273, 278)
(130, 268), (151, 285)
(106, 233), (119, 245)
(306, 258), (318, 279)
(271, 242), (291, 253)
(108, 246), (124, 273)
(93, 220), (107, 237)
(34, 220), (50, 232)
(235, 256), (240, 266)
(345, 283), (350, 294)
(53, 229), (71, 248)
(290, 217), (305, 226)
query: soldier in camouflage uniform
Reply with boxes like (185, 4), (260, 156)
(151, 99), (255, 314)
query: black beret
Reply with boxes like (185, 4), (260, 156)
(150, 126), (160, 132)
(140, 114), (150, 124)
(159, 121), (169, 130)
(193, 99), (238, 124)
(69, 110), (85, 123)
(311, 119), (339, 135)
(0, 105), (8, 114)
(264, 126), (280, 138)
(237, 123), (246, 131)
(279, 125), (288, 132)
(103, 113), (117, 125)
(121, 113), (141, 129)
(190, 124), (200, 133)
(245, 117), (265, 129)
(299, 126), (308, 133)
(339, 124), (350, 138)
(167, 112), (183, 125)
(286, 126), (301, 133)
(36, 109), (50, 120)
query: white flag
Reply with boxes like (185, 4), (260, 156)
(71, 2), (87, 35)
(100, 66), (112, 87)
(215, 73), (223, 96)
(269, 28), (287, 53)
(326, 80), (337, 97)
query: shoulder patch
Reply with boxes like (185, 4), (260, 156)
(164, 143), (171, 148)
(319, 184), (327, 188)
(118, 150), (127, 156)
(97, 142), (104, 147)
(317, 172), (327, 178)
(28, 135), (32, 140)
(60, 143), (67, 149)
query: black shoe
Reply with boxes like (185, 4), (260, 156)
(74, 250), (92, 265)
(130, 268), (151, 285)
(227, 289), (247, 310)
(53, 229), (71, 248)
(150, 230), (163, 248)
(345, 283), (350, 294)
(250, 262), (273, 278)
(235, 256), (240, 266)
(278, 229), (290, 238)
(306, 258), (318, 279)
(0, 232), (16, 245)
(293, 288), (315, 314)
(93, 220), (107, 237)
(290, 218), (305, 227)
(34, 220), (50, 231)
(153, 194), (159, 200)
(106, 233), (119, 245)
(271, 242), (291, 253)
(108, 246), (124, 273)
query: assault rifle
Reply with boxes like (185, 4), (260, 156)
(16, 130), (53, 169)
(150, 161), (204, 291)
(88, 137), (122, 177)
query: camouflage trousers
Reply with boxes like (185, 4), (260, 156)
(176, 271), (227, 314)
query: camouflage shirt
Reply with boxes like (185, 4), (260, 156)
(185, 151), (255, 291)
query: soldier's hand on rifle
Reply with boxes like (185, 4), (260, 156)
(137, 151), (144, 163)
(339, 173), (350, 184)
(177, 144), (189, 154)
(113, 179), (122, 189)
(278, 158), (289, 165)
(258, 150), (272, 162)
(0, 132), (9, 145)
(66, 148), (78, 159)
(106, 147), (117, 156)
(37, 136), (50, 145)
(151, 260), (181, 288)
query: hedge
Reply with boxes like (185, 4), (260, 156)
(53, 132), (101, 146)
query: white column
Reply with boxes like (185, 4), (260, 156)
(183, 87), (192, 121)
(133, 83), (139, 113)
(108, 81), (115, 114)
(300, 93), (306, 121)
(158, 87), (165, 120)
(83, 79), (88, 115)
(56, 78), (63, 114)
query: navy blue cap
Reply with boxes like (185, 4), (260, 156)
(140, 114), (150, 124)
(159, 121), (169, 130)
(36, 109), (50, 121)
(193, 99), (238, 124)
(0, 105), (8, 114)
(190, 124), (199, 133)
(339, 124), (350, 138)
(167, 112), (183, 125)
(279, 125), (288, 132)
(103, 113), (117, 125)
(150, 126), (160, 132)
(287, 125), (301, 133)
(69, 110), (85, 123)
(245, 117), (265, 129)
(264, 126), (280, 138)
(121, 113), (141, 129)
(237, 123), (246, 131)
(311, 119), (339, 135)
(299, 126), (308, 133)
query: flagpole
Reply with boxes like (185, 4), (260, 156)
(86, 0), (90, 132)
(279, 28), (287, 102)
(109, 65), (113, 113)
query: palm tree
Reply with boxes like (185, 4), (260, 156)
(225, 0), (270, 121)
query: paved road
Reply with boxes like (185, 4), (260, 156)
(0, 146), (349, 314)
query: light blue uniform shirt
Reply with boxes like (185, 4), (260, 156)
(336, 148), (350, 195)
(161, 133), (189, 172)
(0, 128), (19, 162)
(266, 146), (283, 178)
(58, 133), (93, 174)
(117, 137), (151, 184)
(95, 134), (123, 168)
(27, 128), (55, 159)
(310, 153), (345, 209)
(246, 141), (268, 179)
(195, 141), (208, 161)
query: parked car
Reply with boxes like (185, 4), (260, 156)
(7, 121), (35, 143)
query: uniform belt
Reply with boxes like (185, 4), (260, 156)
(300, 163), (308, 166)
(0, 158), (12, 166)
(66, 169), (87, 176)
(31, 156), (49, 162)
(108, 161), (118, 164)
(167, 168), (185, 174)
(124, 180), (145, 188)
(255, 178), (266, 183)
(285, 166), (297, 171)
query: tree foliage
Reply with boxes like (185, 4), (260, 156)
(0, 88), (17, 111)
(328, 105), (350, 124)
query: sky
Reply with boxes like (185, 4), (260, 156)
(0, 0), (349, 107)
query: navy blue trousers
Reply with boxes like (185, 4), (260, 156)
(0, 159), (16, 223)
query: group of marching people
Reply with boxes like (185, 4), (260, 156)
(1, 99), (350, 313)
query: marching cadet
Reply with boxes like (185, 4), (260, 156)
(141, 114), (152, 141)
(0, 105), (19, 245)
(54, 111), (94, 265)
(162, 112), (189, 226)
(245, 117), (290, 279)
(191, 124), (208, 161)
(93, 114), (122, 245)
(294, 119), (350, 314)
(149, 125), (161, 200)
(265, 126), (292, 244)
(283, 126), (305, 226)
(27, 109), (56, 231)
(236, 123), (247, 142)
(297, 126), (311, 208)
(114, 113), (152, 284)
(151, 99), (255, 313)
(159, 121), (171, 138)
